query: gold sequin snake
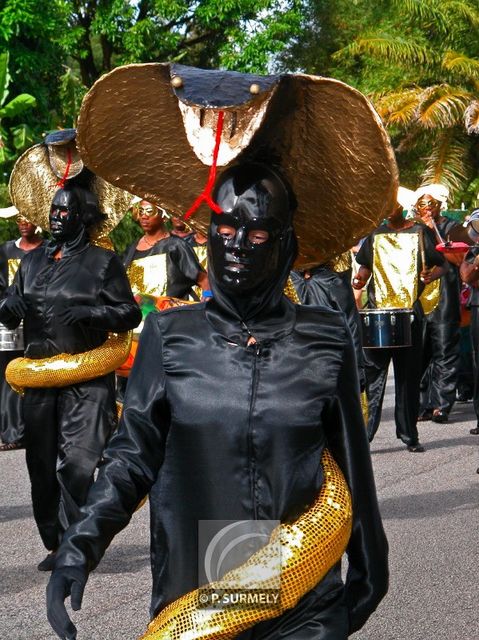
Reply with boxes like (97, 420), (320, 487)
(5, 331), (132, 394)
(140, 448), (352, 640)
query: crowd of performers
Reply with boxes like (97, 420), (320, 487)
(0, 62), (476, 640)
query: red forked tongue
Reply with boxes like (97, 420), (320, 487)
(55, 148), (73, 189)
(184, 110), (225, 220)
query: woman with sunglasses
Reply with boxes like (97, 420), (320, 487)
(123, 200), (209, 301)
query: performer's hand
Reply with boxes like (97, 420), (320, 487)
(3, 294), (27, 319)
(352, 275), (366, 290)
(420, 212), (434, 229)
(420, 268), (434, 284)
(46, 567), (88, 640)
(57, 305), (92, 326)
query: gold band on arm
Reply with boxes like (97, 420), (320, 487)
(140, 449), (352, 640)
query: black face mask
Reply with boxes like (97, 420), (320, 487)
(49, 190), (84, 243)
(209, 166), (292, 296)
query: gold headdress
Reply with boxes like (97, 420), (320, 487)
(76, 63), (398, 267)
(8, 129), (133, 239)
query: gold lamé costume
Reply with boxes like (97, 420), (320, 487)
(356, 222), (446, 447)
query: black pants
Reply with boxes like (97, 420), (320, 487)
(0, 350), (25, 444)
(23, 374), (116, 551)
(420, 317), (460, 413)
(457, 325), (474, 399)
(364, 313), (423, 446)
(235, 566), (348, 639)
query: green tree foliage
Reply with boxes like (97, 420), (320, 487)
(0, 0), (301, 237)
(337, 0), (479, 204)
(281, 0), (479, 206)
(0, 51), (37, 202)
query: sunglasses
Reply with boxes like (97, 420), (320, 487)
(416, 199), (440, 209)
(16, 216), (30, 224)
(132, 205), (159, 220)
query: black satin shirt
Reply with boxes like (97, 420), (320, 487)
(0, 231), (141, 358)
(55, 298), (388, 635)
(290, 266), (365, 387)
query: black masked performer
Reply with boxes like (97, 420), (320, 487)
(45, 64), (397, 640)
(460, 210), (479, 436)
(414, 185), (467, 423)
(170, 214), (194, 240)
(0, 131), (141, 571)
(354, 201), (446, 452)
(0, 209), (43, 450)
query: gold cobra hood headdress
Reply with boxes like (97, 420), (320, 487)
(75, 62), (398, 267)
(8, 129), (133, 240)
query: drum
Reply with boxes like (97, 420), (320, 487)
(359, 309), (413, 348)
(0, 322), (24, 351)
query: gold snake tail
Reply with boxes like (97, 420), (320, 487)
(140, 448), (352, 640)
(6, 331), (132, 394)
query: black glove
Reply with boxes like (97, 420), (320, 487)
(46, 566), (88, 640)
(57, 305), (92, 326)
(3, 294), (27, 319)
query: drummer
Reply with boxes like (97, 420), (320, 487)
(353, 200), (446, 452)
(459, 210), (479, 437)
(0, 210), (43, 451)
(414, 185), (466, 424)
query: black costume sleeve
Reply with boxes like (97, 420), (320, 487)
(0, 243), (8, 297)
(53, 314), (169, 571)
(355, 236), (373, 269)
(0, 262), (25, 329)
(330, 273), (365, 386)
(88, 253), (142, 331)
(170, 238), (203, 283)
(422, 225), (445, 268)
(122, 242), (137, 268)
(323, 331), (388, 634)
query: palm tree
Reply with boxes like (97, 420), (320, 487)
(333, 0), (479, 204)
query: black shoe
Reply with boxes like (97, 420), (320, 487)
(432, 410), (448, 424)
(37, 551), (56, 572)
(418, 411), (433, 422)
(470, 427), (479, 435)
(0, 441), (24, 451)
(407, 443), (425, 453)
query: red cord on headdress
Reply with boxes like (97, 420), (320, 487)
(56, 148), (72, 189)
(184, 110), (225, 220)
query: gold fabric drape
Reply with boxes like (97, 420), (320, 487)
(127, 255), (169, 298)
(373, 233), (418, 309)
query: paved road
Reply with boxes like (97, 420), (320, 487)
(0, 374), (477, 640)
